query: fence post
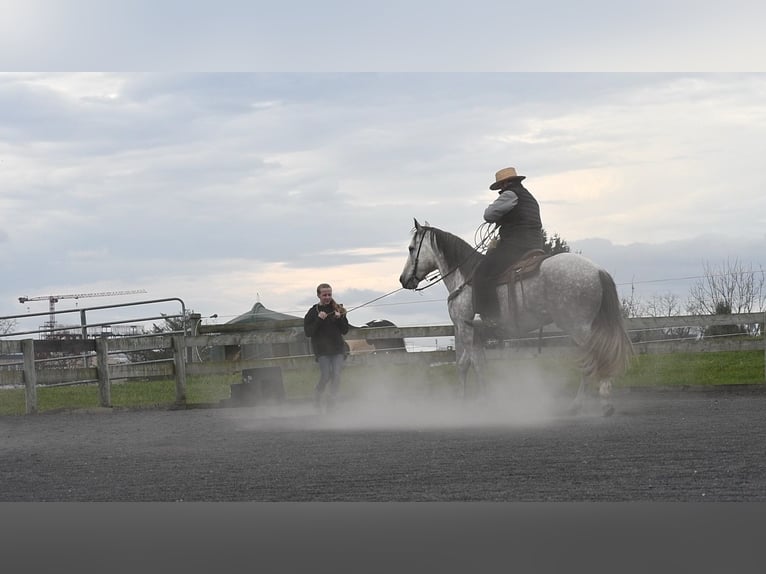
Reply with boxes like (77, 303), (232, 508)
(96, 335), (111, 407)
(21, 339), (37, 415)
(172, 335), (187, 406)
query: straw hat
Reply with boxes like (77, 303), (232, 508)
(489, 167), (526, 190)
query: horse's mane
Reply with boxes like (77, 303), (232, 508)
(422, 225), (484, 279)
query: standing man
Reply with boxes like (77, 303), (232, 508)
(304, 283), (350, 412)
(474, 167), (544, 323)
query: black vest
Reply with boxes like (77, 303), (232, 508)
(496, 184), (543, 248)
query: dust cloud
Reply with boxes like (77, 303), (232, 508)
(223, 362), (580, 431)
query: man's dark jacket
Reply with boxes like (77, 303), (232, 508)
(304, 304), (350, 357)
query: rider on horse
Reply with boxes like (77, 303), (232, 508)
(474, 167), (544, 324)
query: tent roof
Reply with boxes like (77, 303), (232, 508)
(226, 302), (301, 325)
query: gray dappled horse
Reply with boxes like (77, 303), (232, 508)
(399, 219), (633, 416)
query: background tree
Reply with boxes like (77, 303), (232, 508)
(0, 318), (17, 336)
(127, 310), (199, 363)
(643, 292), (692, 339)
(705, 301), (747, 337)
(686, 258), (764, 336)
(618, 287), (693, 340)
(620, 281), (643, 319)
(618, 282), (647, 343)
(149, 311), (193, 336)
(542, 228), (571, 255)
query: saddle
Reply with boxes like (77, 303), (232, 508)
(474, 249), (550, 335)
(497, 249), (549, 284)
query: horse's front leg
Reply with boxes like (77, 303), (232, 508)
(454, 321), (487, 400)
(455, 344), (471, 399)
(453, 320), (476, 399)
(469, 323), (488, 396)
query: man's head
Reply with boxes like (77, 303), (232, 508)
(316, 283), (333, 304)
(489, 167), (526, 191)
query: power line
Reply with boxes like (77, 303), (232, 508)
(616, 269), (766, 287)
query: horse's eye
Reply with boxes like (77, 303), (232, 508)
(408, 246), (414, 253)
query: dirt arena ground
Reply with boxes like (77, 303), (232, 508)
(2, 386), (765, 501)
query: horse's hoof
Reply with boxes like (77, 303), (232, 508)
(602, 404), (615, 417)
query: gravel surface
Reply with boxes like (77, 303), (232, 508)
(2, 387), (765, 501)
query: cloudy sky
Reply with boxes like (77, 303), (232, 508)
(1, 5), (765, 334)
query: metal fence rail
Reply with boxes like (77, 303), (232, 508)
(1, 297), (186, 339)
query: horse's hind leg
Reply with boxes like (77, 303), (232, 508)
(569, 375), (588, 414)
(569, 375), (613, 416)
(599, 379), (614, 417)
(469, 338), (489, 399)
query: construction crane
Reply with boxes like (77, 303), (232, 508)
(18, 289), (148, 335)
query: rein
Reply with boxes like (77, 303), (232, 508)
(334, 229), (429, 314)
(342, 224), (492, 313)
(340, 231), (438, 313)
(413, 225), (493, 294)
(344, 286), (404, 313)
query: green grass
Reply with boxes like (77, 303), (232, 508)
(617, 350), (765, 388)
(1, 350), (763, 416)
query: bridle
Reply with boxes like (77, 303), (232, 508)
(406, 227), (429, 286)
(407, 226), (480, 293)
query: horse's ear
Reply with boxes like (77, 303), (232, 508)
(413, 218), (421, 231)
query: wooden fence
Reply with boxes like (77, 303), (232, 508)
(1, 313), (764, 414)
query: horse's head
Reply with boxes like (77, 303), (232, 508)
(399, 218), (438, 290)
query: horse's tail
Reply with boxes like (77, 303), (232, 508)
(581, 270), (634, 380)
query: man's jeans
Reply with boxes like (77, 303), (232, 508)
(315, 354), (345, 406)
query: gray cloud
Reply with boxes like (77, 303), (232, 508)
(2, 73), (766, 329)
(4, 3), (766, 71)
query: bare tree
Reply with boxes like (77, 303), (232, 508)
(618, 282), (648, 343)
(687, 258), (765, 336)
(644, 292), (692, 339)
(644, 292), (680, 317)
(620, 296), (641, 318)
(0, 318), (17, 336)
(127, 310), (199, 363)
(687, 258), (766, 314)
(620, 282), (644, 318)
